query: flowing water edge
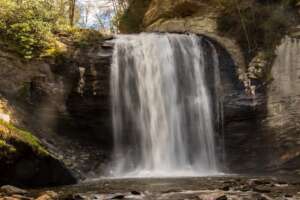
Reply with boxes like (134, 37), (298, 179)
(110, 33), (222, 178)
(31, 176), (300, 199)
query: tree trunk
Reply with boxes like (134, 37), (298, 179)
(69, 0), (76, 26)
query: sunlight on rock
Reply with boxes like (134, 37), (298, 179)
(0, 113), (10, 123)
(0, 99), (11, 123)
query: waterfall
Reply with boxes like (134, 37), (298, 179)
(271, 37), (300, 97)
(110, 33), (221, 177)
(268, 36), (300, 124)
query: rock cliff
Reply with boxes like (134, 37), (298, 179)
(117, 0), (300, 174)
(0, 37), (114, 183)
(0, 0), (300, 184)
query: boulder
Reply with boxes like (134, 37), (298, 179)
(0, 120), (76, 187)
(36, 191), (59, 200)
(0, 185), (27, 195)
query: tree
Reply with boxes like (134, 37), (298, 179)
(69, 0), (76, 26)
(78, 1), (93, 28)
(95, 6), (114, 32)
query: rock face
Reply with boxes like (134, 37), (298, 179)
(129, 0), (300, 175)
(143, 0), (246, 72)
(264, 37), (300, 172)
(0, 39), (114, 183)
(2, 33), (300, 180)
(0, 119), (76, 187)
(144, 0), (210, 26)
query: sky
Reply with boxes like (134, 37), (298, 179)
(78, 0), (114, 28)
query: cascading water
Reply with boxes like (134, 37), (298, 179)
(271, 37), (300, 96)
(110, 33), (222, 177)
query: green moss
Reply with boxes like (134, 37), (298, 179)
(53, 26), (104, 48)
(72, 29), (104, 48)
(0, 120), (49, 157)
(0, 139), (17, 161)
(19, 128), (49, 156)
(0, 139), (16, 153)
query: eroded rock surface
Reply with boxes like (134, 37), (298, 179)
(7, 177), (298, 200)
(0, 39), (114, 183)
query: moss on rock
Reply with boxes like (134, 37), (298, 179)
(0, 120), (76, 187)
(0, 120), (48, 157)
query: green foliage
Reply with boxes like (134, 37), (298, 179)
(217, 0), (299, 62)
(53, 25), (104, 48)
(0, 119), (48, 157)
(0, 0), (69, 59)
(0, 139), (17, 158)
(71, 29), (104, 48)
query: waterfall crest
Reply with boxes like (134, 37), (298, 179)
(110, 33), (221, 177)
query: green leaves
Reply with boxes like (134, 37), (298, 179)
(0, 0), (69, 59)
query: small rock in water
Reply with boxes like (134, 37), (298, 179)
(239, 185), (251, 192)
(11, 194), (33, 200)
(198, 192), (227, 200)
(274, 183), (288, 187)
(111, 194), (125, 199)
(71, 194), (86, 200)
(221, 186), (230, 191)
(36, 191), (59, 200)
(131, 191), (141, 195)
(252, 186), (271, 193)
(216, 195), (227, 200)
(248, 179), (271, 186)
(0, 185), (27, 195)
(0, 197), (20, 200)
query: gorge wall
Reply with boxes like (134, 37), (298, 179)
(1, 0), (300, 184)
(119, 0), (300, 174)
(0, 40), (115, 180)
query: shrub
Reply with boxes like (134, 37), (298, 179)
(0, 0), (67, 59)
(217, 0), (299, 63)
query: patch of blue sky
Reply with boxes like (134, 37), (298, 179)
(77, 0), (114, 30)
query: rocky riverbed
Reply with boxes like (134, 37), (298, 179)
(1, 176), (300, 200)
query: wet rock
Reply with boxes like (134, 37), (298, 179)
(131, 191), (141, 195)
(274, 183), (288, 187)
(252, 186), (271, 193)
(248, 179), (271, 186)
(0, 197), (20, 200)
(11, 194), (33, 200)
(36, 191), (59, 200)
(256, 196), (269, 200)
(239, 185), (251, 192)
(284, 194), (293, 198)
(0, 185), (27, 195)
(111, 194), (125, 199)
(220, 186), (230, 191)
(71, 194), (86, 200)
(198, 192), (227, 200)
(277, 181), (288, 185)
(216, 195), (227, 200)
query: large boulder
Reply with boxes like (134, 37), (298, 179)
(0, 119), (76, 187)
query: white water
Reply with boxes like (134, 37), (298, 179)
(271, 37), (300, 97)
(110, 33), (221, 177)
